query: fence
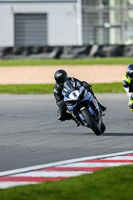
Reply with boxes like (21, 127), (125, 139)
(82, 0), (133, 45)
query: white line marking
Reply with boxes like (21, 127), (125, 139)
(104, 156), (133, 160)
(0, 150), (133, 177)
(58, 162), (133, 168)
(0, 182), (36, 189)
(13, 171), (91, 178)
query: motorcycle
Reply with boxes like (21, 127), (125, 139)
(128, 93), (133, 111)
(62, 80), (106, 136)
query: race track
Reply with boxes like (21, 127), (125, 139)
(0, 94), (133, 172)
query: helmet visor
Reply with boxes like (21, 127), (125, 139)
(56, 76), (67, 84)
(127, 67), (133, 79)
(129, 74), (133, 78)
(128, 71), (133, 79)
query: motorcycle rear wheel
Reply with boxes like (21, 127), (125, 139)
(81, 108), (102, 136)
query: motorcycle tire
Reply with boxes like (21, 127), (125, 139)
(81, 108), (102, 136)
(101, 122), (106, 133)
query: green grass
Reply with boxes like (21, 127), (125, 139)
(0, 57), (133, 66)
(92, 82), (124, 93)
(0, 82), (124, 94)
(0, 165), (132, 200)
(0, 84), (54, 94)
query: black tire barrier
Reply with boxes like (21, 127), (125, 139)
(0, 45), (133, 59)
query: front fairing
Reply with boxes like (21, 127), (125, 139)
(62, 81), (80, 111)
(62, 80), (100, 125)
(63, 81), (92, 110)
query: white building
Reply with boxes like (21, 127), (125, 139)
(0, 0), (83, 47)
(0, 0), (133, 47)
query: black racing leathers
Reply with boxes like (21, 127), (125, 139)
(53, 77), (93, 121)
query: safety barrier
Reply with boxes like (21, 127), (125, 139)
(0, 45), (133, 59)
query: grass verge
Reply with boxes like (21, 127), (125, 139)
(0, 57), (133, 66)
(0, 84), (54, 94)
(0, 82), (124, 94)
(0, 165), (132, 200)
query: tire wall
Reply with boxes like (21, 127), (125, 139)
(0, 45), (133, 59)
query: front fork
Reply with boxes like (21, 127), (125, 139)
(67, 109), (84, 126)
(91, 97), (101, 115)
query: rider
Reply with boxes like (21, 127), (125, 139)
(54, 69), (107, 122)
(123, 64), (133, 111)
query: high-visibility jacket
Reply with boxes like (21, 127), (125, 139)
(123, 73), (133, 93)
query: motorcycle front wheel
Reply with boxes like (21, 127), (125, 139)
(81, 108), (102, 136)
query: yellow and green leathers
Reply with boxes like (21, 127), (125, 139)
(128, 99), (133, 111)
(123, 73), (133, 111)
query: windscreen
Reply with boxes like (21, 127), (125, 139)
(62, 80), (75, 98)
(63, 80), (74, 91)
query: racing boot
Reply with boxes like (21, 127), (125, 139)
(93, 96), (107, 112)
(98, 102), (107, 112)
(57, 107), (68, 121)
(57, 112), (73, 121)
(65, 113), (74, 120)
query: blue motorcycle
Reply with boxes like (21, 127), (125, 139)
(62, 80), (106, 135)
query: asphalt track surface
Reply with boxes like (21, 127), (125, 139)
(0, 94), (132, 172)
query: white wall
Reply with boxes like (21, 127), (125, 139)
(0, 2), (78, 47)
(0, 5), (14, 47)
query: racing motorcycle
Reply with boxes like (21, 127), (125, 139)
(62, 80), (106, 136)
(129, 93), (133, 111)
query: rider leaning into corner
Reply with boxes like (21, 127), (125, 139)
(53, 69), (107, 124)
(123, 64), (133, 111)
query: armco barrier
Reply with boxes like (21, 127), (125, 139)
(0, 45), (133, 59)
